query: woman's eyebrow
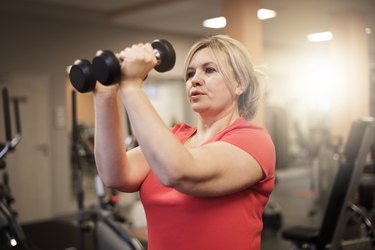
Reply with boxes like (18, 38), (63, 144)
(188, 61), (216, 69)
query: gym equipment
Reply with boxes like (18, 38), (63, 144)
(0, 87), (31, 250)
(282, 117), (375, 250)
(93, 39), (175, 85)
(262, 192), (283, 232)
(358, 146), (375, 225)
(71, 90), (144, 250)
(69, 59), (96, 93)
(69, 39), (176, 93)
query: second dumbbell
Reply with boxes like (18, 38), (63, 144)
(69, 39), (176, 93)
(93, 39), (176, 86)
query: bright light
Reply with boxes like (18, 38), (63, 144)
(296, 60), (340, 112)
(365, 27), (371, 35)
(202, 16), (226, 29)
(257, 9), (277, 20)
(307, 32), (333, 42)
(10, 238), (17, 247)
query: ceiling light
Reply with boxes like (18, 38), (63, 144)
(202, 16), (226, 29)
(307, 32), (333, 42)
(365, 27), (371, 35)
(257, 9), (277, 20)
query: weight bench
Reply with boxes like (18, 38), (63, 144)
(282, 117), (375, 250)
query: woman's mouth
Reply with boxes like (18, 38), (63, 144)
(190, 90), (205, 97)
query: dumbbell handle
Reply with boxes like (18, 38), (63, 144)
(96, 47), (161, 65)
(153, 49), (162, 64)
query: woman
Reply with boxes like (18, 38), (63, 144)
(93, 35), (275, 250)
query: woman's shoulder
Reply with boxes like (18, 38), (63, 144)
(219, 117), (276, 179)
(171, 122), (196, 141)
(171, 122), (194, 132)
(221, 117), (271, 138)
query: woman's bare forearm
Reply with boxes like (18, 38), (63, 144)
(119, 85), (194, 186)
(93, 93), (128, 188)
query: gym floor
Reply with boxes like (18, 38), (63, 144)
(261, 165), (321, 250)
(20, 165), (322, 250)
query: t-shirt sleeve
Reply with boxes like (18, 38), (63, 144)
(171, 123), (196, 143)
(219, 126), (276, 180)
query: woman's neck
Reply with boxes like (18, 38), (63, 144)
(193, 110), (240, 144)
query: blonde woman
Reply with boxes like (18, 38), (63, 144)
(94, 35), (275, 250)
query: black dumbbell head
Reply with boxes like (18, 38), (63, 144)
(92, 50), (121, 85)
(152, 39), (176, 72)
(69, 59), (96, 93)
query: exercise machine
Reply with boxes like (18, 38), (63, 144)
(0, 87), (32, 250)
(71, 90), (144, 250)
(282, 117), (375, 250)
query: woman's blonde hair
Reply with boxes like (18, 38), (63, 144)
(184, 35), (264, 120)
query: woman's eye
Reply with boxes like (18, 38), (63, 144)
(186, 71), (195, 79)
(205, 67), (216, 74)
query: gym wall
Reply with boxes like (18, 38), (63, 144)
(0, 10), (201, 222)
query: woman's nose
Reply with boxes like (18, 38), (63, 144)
(191, 71), (204, 86)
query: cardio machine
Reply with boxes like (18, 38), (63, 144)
(0, 87), (32, 250)
(71, 90), (144, 250)
(282, 117), (375, 250)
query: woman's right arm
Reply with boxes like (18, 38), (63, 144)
(93, 85), (150, 192)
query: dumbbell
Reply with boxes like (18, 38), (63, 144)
(92, 39), (176, 85)
(69, 59), (96, 93)
(69, 39), (176, 93)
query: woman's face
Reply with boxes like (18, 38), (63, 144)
(185, 47), (238, 118)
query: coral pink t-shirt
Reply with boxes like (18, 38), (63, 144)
(139, 117), (275, 250)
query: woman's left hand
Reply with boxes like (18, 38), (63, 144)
(116, 43), (157, 88)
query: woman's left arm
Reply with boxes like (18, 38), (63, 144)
(121, 85), (264, 197)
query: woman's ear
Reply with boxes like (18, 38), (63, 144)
(235, 83), (245, 96)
